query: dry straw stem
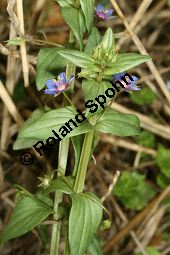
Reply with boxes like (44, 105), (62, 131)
(138, 206), (166, 248)
(116, 0), (154, 50)
(111, 198), (148, 255)
(16, 0), (29, 88)
(0, 81), (52, 171)
(111, 102), (170, 139)
(7, 0), (30, 87)
(101, 135), (156, 156)
(0, 80), (24, 126)
(1, 24), (17, 150)
(29, 0), (46, 34)
(94, 171), (148, 255)
(110, 0), (170, 106)
(103, 185), (170, 252)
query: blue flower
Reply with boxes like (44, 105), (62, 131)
(95, 4), (114, 20)
(112, 72), (140, 92)
(45, 72), (74, 95)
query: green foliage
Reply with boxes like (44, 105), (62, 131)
(82, 79), (112, 104)
(84, 27), (102, 55)
(163, 232), (170, 241)
(100, 27), (115, 52)
(95, 109), (140, 137)
(136, 130), (156, 148)
(92, 28), (116, 64)
(61, 7), (85, 49)
(55, 0), (73, 7)
(5, 37), (24, 46)
(13, 81), (27, 101)
(58, 49), (100, 71)
(156, 174), (170, 188)
(0, 195), (53, 244)
(13, 106), (93, 150)
(71, 135), (84, 174)
(114, 172), (155, 210)
(163, 197), (170, 212)
(80, 0), (95, 33)
(69, 193), (103, 255)
(134, 246), (162, 255)
(155, 145), (170, 178)
(44, 176), (74, 194)
(13, 108), (48, 149)
(104, 53), (151, 75)
(87, 235), (102, 255)
(36, 47), (67, 90)
(168, 0), (170, 8)
(130, 87), (157, 105)
(10, 3), (153, 252)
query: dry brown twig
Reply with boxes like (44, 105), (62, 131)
(110, 0), (170, 106)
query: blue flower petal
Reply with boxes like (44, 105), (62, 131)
(67, 75), (74, 84)
(46, 79), (56, 88)
(106, 9), (113, 16)
(45, 89), (57, 95)
(96, 4), (104, 11)
(113, 72), (126, 81)
(58, 72), (66, 83)
(124, 85), (141, 91)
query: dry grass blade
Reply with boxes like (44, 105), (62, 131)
(110, 0), (170, 106)
(111, 102), (170, 139)
(0, 80), (23, 126)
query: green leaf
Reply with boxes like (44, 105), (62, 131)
(44, 176), (74, 194)
(136, 130), (156, 148)
(156, 174), (170, 189)
(84, 27), (102, 55)
(83, 79), (112, 103)
(114, 172), (155, 210)
(71, 135), (85, 175)
(36, 47), (67, 90)
(135, 246), (162, 255)
(13, 109), (48, 149)
(54, 0), (73, 7)
(13, 106), (93, 150)
(0, 195), (53, 243)
(80, 0), (95, 33)
(87, 235), (102, 255)
(95, 108), (140, 137)
(58, 49), (100, 71)
(101, 27), (115, 51)
(61, 7), (84, 49)
(69, 193), (103, 255)
(104, 53), (151, 75)
(155, 145), (170, 178)
(79, 9), (86, 36)
(168, 0), (170, 8)
(5, 37), (24, 46)
(130, 87), (157, 105)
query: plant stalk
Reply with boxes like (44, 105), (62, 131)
(50, 139), (69, 255)
(73, 129), (95, 193)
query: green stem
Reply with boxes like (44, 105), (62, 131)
(50, 139), (69, 255)
(73, 129), (94, 193)
(63, 92), (77, 110)
(50, 61), (75, 255)
(26, 38), (64, 48)
(95, 90), (122, 123)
